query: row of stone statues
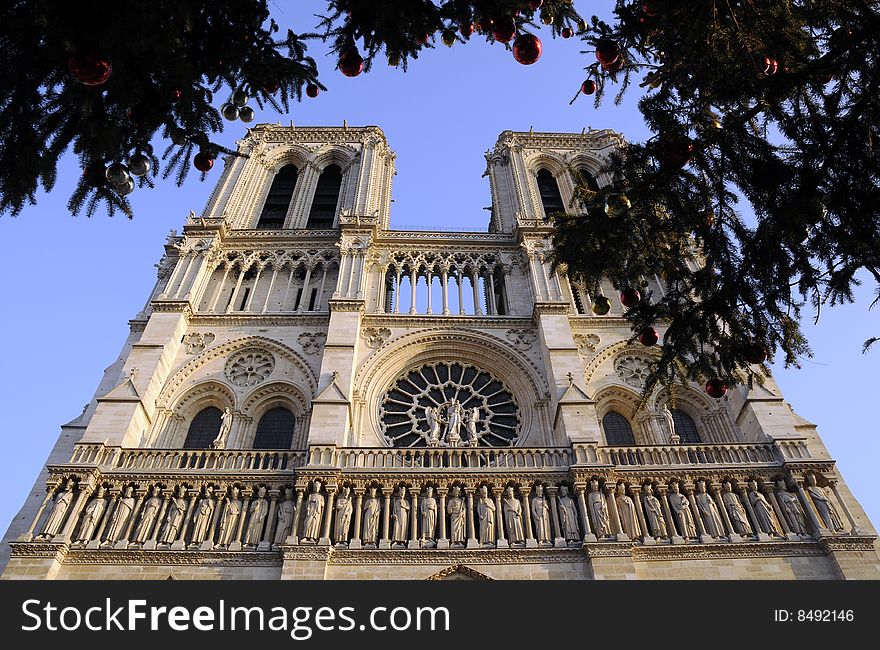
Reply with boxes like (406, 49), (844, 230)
(28, 473), (852, 550)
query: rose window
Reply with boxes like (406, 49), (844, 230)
(379, 362), (520, 448)
(225, 349), (275, 387)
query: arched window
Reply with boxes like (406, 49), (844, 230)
(536, 168), (564, 218)
(307, 164), (342, 228)
(672, 409), (701, 443)
(575, 167), (601, 193)
(257, 164), (298, 229)
(603, 411), (636, 446)
(183, 406), (222, 449)
(253, 407), (296, 449)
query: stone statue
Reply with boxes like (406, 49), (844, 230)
(615, 483), (641, 539)
(425, 406), (442, 446)
(444, 400), (463, 446)
(273, 488), (295, 545)
(805, 474), (845, 532)
(301, 480), (325, 542)
(588, 479), (611, 538)
(190, 486), (216, 544)
(362, 487), (381, 546)
(420, 486), (437, 546)
(211, 408), (233, 449)
(40, 478), (75, 538)
(159, 485), (187, 544)
(465, 408), (480, 447)
(722, 481), (752, 535)
(244, 486), (269, 545)
(76, 486), (108, 543)
(132, 486), (163, 543)
(476, 485), (496, 546)
(447, 485), (466, 547)
(105, 486), (136, 543)
(748, 480), (779, 536)
(661, 403), (679, 443)
(334, 486), (354, 545)
(391, 486), (410, 545)
(668, 482), (697, 538)
(642, 485), (668, 538)
(531, 484), (553, 545)
(776, 480), (807, 535)
(694, 480), (725, 538)
(557, 485), (580, 542)
(217, 486), (243, 546)
(502, 486), (525, 546)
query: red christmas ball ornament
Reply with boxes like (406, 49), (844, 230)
(460, 22), (475, 38)
(601, 57), (624, 73)
(561, 27), (573, 39)
(595, 39), (621, 66)
(744, 343), (768, 365)
(641, 1), (659, 17)
(193, 151), (214, 173)
(492, 18), (516, 43)
(657, 136), (694, 169)
(338, 49), (364, 77)
(476, 18), (493, 33)
(512, 33), (542, 65)
(417, 32), (431, 45)
(67, 53), (112, 86)
(263, 80), (280, 94)
(619, 288), (641, 308)
(306, 83), (319, 98)
(528, 0), (543, 9)
(638, 327), (659, 346)
(581, 79), (597, 95)
(761, 55), (779, 76)
(705, 379), (728, 399)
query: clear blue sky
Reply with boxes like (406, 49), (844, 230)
(1, 2), (876, 535)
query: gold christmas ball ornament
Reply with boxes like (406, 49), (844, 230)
(604, 193), (632, 217)
(441, 29), (456, 47)
(387, 52), (401, 67)
(540, 10), (554, 25)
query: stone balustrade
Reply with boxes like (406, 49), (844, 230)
(307, 446), (574, 470)
(587, 441), (792, 468)
(66, 444), (305, 473)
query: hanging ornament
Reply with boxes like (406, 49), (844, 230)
(641, 1), (659, 17)
(540, 10), (554, 25)
(619, 288), (641, 308)
(387, 52), (401, 67)
(128, 153), (150, 177)
(512, 34), (542, 65)
(460, 22), (475, 38)
(761, 55), (779, 76)
(601, 58), (624, 73)
(67, 53), (112, 86)
(604, 193), (631, 217)
(170, 129), (187, 146)
(476, 18), (493, 33)
(417, 32), (431, 45)
(493, 18), (516, 43)
(231, 89), (249, 107)
(705, 379), (728, 399)
(638, 327), (659, 346)
(561, 27), (573, 39)
(105, 163), (130, 186)
(744, 343), (768, 365)
(263, 80), (280, 94)
(239, 106), (255, 123)
(442, 29), (456, 46)
(115, 177), (135, 196)
(221, 103), (239, 121)
(306, 83), (320, 98)
(581, 79), (597, 95)
(528, 0), (543, 9)
(656, 135), (694, 169)
(595, 39), (621, 66)
(591, 296), (612, 315)
(339, 49), (365, 77)
(193, 151), (214, 172)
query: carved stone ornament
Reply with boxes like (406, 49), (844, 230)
(183, 332), (215, 354)
(614, 354), (652, 388)
(297, 332), (326, 356)
(224, 349), (275, 387)
(505, 329), (537, 350)
(362, 327), (392, 349)
(573, 333), (600, 355)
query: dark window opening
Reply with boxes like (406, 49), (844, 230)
(183, 406), (222, 449)
(294, 288), (303, 310)
(603, 411), (636, 446)
(238, 287), (250, 311)
(257, 164), (298, 229)
(253, 407), (295, 449)
(672, 409), (701, 443)
(307, 164), (342, 229)
(536, 169), (564, 218)
(308, 288), (318, 311)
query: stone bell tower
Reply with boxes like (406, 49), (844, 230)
(2, 125), (878, 580)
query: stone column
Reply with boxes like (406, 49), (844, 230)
(56, 482), (94, 544)
(319, 487), (336, 546)
(471, 271), (481, 315)
(658, 485), (684, 544)
(465, 488), (478, 549)
(225, 265), (246, 313)
(208, 264), (231, 312)
(171, 488), (198, 550)
(631, 486), (652, 545)
(606, 484), (627, 541)
(261, 267), (279, 312)
(144, 492), (171, 550)
(243, 265), (263, 311)
(350, 488), (365, 549)
(521, 486), (537, 548)
(738, 485), (769, 541)
(795, 480), (824, 537)
(380, 488), (393, 549)
(546, 486), (565, 548)
(830, 482), (861, 534)
(711, 483), (742, 542)
(408, 487), (421, 549)
(297, 266), (312, 312)
(229, 489), (251, 551)
(685, 484), (712, 543)
(260, 490), (280, 550)
(493, 488), (508, 548)
(286, 487), (305, 544)
(409, 269), (417, 314)
(437, 487), (449, 549)
(766, 485), (798, 541)
(441, 270), (450, 315)
(575, 484), (597, 542)
(457, 270), (465, 315)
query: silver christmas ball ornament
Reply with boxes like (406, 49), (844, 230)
(128, 153), (150, 177)
(105, 162), (129, 185)
(231, 89), (249, 107)
(221, 103), (239, 121)
(238, 105), (255, 123)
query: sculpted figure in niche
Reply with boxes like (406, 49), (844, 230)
(159, 485), (188, 544)
(190, 486), (216, 544)
(557, 485), (581, 542)
(301, 480), (325, 543)
(218, 486), (243, 546)
(447, 486), (466, 547)
(391, 486), (410, 545)
(776, 480), (807, 535)
(642, 485), (668, 538)
(133, 485), (163, 543)
(40, 478), (75, 538)
(531, 484), (553, 546)
(244, 486), (269, 546)
(722, 481), (752, 535)
(615, 483), (641, 538)
(211, 408), (233, 449)
(661, 403), (679, 443)
(444, 400), (463, 446)
(273, 488), (295, 545)
(76, 486), (107, 543)
(334, 486), (354, 545)
(362, 487), (381, 547)
(694, 480), (725, 538)
(465, 408), (481, 447)
(476, 485), (496, 546)
(588, 479), (611, 538)
(805, 474), (845, 532)
(748, 480), (780, 535)
(420, 486), (437, 546)
(425, 406), (442, 447)
(502, 486), (525, 546)
(668, 481), (697, 538)
(105, 486), (136, 543)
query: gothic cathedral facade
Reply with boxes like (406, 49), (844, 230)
(2, 126), (878, 579)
